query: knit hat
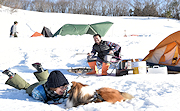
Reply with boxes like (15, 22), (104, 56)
(45, 70), (69, 88)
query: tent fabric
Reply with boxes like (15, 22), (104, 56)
(143, 31), (180, 71)
(53, 24), (89, 36)
(31, 32), (43, 37)
(53, 21), (113, 37)
(41, 27), (53, 37)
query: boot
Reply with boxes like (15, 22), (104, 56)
(86, 61), (98, 74)
(32, 63), (44, 73)
(5, 74), (30, 90)
(101, 62), (110, 75)
(33, 70), (49, 82)
(2, 69), (15, 78)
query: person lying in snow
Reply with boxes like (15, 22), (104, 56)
(2, 63), (69, 104)
(87, 34), (121, 75)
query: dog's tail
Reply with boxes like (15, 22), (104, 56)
(120, 92), (134, 101)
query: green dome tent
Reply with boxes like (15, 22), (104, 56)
(53, 21), (113, 37)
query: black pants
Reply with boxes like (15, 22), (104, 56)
(10, 32), (17, 37)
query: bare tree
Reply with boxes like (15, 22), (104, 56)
(143, 2), (158, 16)
(0, 0), (179, 19)
(169, 0), (180, 19)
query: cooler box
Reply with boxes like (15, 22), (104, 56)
(148, 65), (168, 74)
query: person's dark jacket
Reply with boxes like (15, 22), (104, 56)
(91, 40), (120, 60)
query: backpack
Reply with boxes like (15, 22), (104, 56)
(10, 25), (14, 33)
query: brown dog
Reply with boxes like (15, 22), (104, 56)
(66, 81), (134, 108)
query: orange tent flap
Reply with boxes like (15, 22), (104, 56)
(31, 32), (43, 37)
(163, 42), (177, 54)
(159, 55), (166, 63)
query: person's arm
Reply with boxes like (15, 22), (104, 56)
(106, 41), (120, 54)
(88, 45), (96, 56)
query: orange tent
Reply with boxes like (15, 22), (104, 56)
(143, 31), (180, 71)
(31, 32), (43, 37)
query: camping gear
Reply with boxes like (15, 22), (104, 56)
(109, 56), (122, 74)
(31, 32), (43, 37)
(148, 65), (168, 74)
(118, 59), (134, 75)
(120, 60), (132, 69)
(67, 67), (93, 78)
(116, 69), (132, 76)
(41, 27), (53, 37)
(97, 47), (122, 75)
(132, 61), (147, 74)
(143, 31), (180, 72)
(53, 21), (113, 37)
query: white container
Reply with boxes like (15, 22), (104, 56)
(148, 65), (168, 74)
(132, 61), (147, 74)
(125, 61), (132, 69)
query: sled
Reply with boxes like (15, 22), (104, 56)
(67, 67), (133, 78)
(67, 67), (93, 78)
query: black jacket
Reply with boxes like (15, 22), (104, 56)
(91, 40), (120, 60)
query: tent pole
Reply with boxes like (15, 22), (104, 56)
(89, 25), (97, 34)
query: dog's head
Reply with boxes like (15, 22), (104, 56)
(66, 81), (95, 108)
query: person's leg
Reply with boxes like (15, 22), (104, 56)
(14, 32), (17, 37)
(32, 63), (49, 82)
(87, 56), (99, 74)
(2, 70), (30, 90)
(10, 32), (13, 38)
(26, 63), (49, 96)
(101, 62), (110, 75)
(100, 55), (113, 75)
(87, 61), (98, 74)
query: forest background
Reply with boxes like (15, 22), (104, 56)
(0, 0), (179, 20)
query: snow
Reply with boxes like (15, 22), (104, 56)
(1, 5), (180, 111)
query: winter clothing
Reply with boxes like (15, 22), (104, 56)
(87, 40), (120, 75)
(101, 62), (110, 75)
(2, 69), (15, 78)
(45, 70), (69, 89)
(4, 70), (69, 104)
(10, 22), (18, 37)
(86, 61), (99, 74)
(32, 84), (69, 103)
(32, 63), (44, 73)
(5, 70), (48, 95)
(5, 74), (30, 90)
(90, 40), (120, 61)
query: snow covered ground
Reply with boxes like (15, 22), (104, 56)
(0, 6), (180, 111)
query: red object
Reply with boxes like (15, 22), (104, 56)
(31, 32), (43, 37)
